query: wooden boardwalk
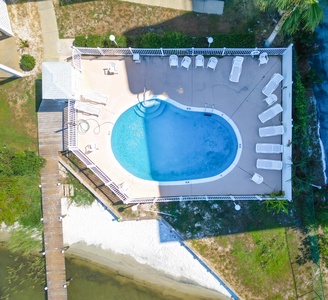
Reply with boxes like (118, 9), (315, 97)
(38, 99), (68, 300)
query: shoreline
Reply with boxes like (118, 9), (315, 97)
(66, 242), (230, 300)
(62, 199), (234, 299)
(0, 226), (230, 300)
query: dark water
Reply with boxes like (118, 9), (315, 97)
(314, 7), (328, 182)
(0, 245), (225, 300)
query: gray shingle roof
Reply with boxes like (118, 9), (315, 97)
(42, 62), (73, 100)
(0, 0), (13, 36)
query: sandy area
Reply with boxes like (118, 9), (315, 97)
(62, 198), (233, 299)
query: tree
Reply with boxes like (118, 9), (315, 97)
(256, 0), (324, 46)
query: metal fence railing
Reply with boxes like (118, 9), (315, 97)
(73, 46), (287, 58)
(123, 195), (287, 204)
(72, 47), (82, 71)
(67, 99), (78, 149)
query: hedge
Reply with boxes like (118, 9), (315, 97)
(74, 31), (256, 49)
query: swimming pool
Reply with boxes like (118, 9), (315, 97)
(111, 98), (242, 184)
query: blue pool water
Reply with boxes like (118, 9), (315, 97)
(111, 100), (239, 182)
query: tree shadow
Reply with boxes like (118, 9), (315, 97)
(158, 200), (296, 240)
(35, 79), (42, 112)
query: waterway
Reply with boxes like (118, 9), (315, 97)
(313, 7), (328, 182)
(0, 244), (227, 300)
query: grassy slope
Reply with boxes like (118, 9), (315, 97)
(0, 76), (42, 227)
(0, 76), (39, 150)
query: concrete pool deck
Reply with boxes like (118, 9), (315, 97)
(76, 55), (285, 199)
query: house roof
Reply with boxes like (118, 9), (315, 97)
(0, 0), (13, 36)
(42, 62), (73, 99)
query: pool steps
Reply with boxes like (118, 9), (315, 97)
(134, 99), (166, 119)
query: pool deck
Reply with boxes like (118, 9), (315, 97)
(76, 55), (284, 198)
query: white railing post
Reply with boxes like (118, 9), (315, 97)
(97, 47), (105, 55)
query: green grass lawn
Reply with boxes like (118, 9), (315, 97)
(0, 75), (42, 227)
(0, 76), (40, 150)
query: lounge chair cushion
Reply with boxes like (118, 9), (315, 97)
(256, 159), (283, 170)
(74, 101), (101, 116)
(258, 104), (283, 123)
(229, 56), (244, 83)
(259, 125), (284, 137)
(262, 73), (284, 96)
(256, 143), (283, 154)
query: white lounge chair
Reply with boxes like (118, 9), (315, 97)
(82, 92), (108, 105)
(251, 172), (263, 184)
(258, 52), (269, 66)
(85, 142), (98, 153)
(259, 125), (284, 137)
(169, 55), (178, 68)
(256, 143), (283, 154)
(108, 62), (118, 74)
(207, 57), (218, 71)
(262, 73), (284, 96)
(263, 94), (277, 106)
(181, 56), (191, 70)
(258, 104), (283, 123)
(195, 55), (204, 68)
(250, 50), (260, 58)
(257, 159), (283, 170)
(74, 101), (101, 116)
(229, 56), (244, 83)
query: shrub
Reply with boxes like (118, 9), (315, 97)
(161, 31), (193, 48)
(66, 172), (95, 207)
(0, 148), (44, 226)
(75, 32), (256, 49)
(86, 34), (104, 48)
(210, 33), (256, 48)
(0, 148), (45, 176)
(20, 54), (35, 71)
(134, 32), (163, 48)
(74, 35), (87, 47)
(265, 200), (289, 214)
(11, 150), (45, 176)
(19, 39), (29, 51)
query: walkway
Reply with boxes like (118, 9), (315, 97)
(38, 99), (67, 300)
(36, 0), (59, 61)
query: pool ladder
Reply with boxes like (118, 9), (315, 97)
(204, 103), (215, 116)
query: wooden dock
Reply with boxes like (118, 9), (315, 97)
(38, 99), (68, 300)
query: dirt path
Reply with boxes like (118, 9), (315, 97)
(7, 0), (43, 75)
